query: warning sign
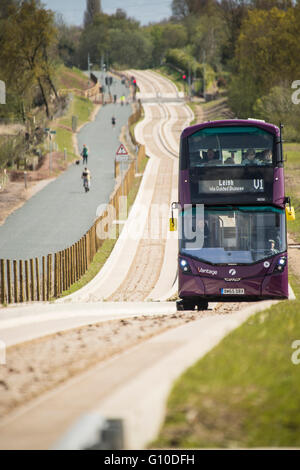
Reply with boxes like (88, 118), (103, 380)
(116, 144), (128, 156)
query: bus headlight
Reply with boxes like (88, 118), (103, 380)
(179, 258), (192, 273)
(274, 256), (287, 273)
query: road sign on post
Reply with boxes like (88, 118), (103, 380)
(116, 144), (129, 196)
(115, 144), (129, 162)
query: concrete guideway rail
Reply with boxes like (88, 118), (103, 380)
(0, 302), (177, 347)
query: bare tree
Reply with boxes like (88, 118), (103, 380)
(84, 0), (101, 28)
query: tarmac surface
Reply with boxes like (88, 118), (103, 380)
(0, 72), (131, 260)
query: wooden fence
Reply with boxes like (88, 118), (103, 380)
(0, 140), (146, 305)
(0, 74), (147, 304)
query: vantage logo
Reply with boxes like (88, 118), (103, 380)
(198, 267), (218, 276)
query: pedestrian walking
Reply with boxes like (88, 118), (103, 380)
(120, 95), (125, 106)
(111, 116), (116, 128)
(113, 94), (117, 104)
(81, 144), (89, 165)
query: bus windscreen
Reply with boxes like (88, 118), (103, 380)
(179, 206), (286, 265)
(188, 126), (275, 168)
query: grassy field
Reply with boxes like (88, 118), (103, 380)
(151, 95), (300, 449)
(55, 65), (90, 92)
(285, 143), (300, 243)
(59, 95), (94, 130)
(52, 94), (95, 162)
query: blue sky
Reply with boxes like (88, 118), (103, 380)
(42, 0), (172, 26)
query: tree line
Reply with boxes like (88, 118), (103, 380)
(1, 0), (300, 138)
(0, 0), (60, 122)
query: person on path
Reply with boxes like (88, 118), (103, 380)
(81, 167), (91, 192)
(81, 144), (89, 165)
(112, 116), (116, 128)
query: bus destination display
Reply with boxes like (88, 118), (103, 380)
(198, 178), (264, 194)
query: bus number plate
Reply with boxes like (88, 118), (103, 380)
(221, 288), (245, 295)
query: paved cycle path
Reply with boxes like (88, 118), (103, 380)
(0, 73), (131, 261)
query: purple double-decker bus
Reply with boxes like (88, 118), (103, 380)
(177, 119), (290, 310)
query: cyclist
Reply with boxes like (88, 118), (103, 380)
(81, 167), (91, 192)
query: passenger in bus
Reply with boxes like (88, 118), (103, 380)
(261, 149), (273, 164)
(224, 156), (235, 165)
(242, 148), (260, 165)
(203, 148), (216, 165)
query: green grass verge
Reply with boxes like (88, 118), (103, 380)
(53, 127), (76, 160)
(130, 109), (145, 144)
(155, 66), (184, 92)
(59, 155), (149, 298)
(55, 65), (90, 92)
(52, 95), (96, 161)
(186, 102), (198, 126)
(285, 143), (300, 243)
(59, 236), (119, 298)
(59, 95), (94, 130)
(152, 274), (300, 449)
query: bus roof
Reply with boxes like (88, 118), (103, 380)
(181, 119), (280, 139)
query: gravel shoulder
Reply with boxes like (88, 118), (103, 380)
(0, 302), (241, 420)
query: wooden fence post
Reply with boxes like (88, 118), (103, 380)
(65, 249), (69, 289)
(86, 232), (90, 268)
(0, 260), (5, 305)
(54, 253), (58, 298)
(36, 258), (40, 301)
(69, 247), (73, 285)
(19, 260), (24, 303)
(80, 239), (84, 277)
(6, 260), (12, 304)
(84, 235), (87, 272)
(59, 251), (62, 292)
(50, 254), (53, 299)
(13, 260), (18, 303)
(67, 248), (71, 288)
(75, 243), (79, 281)
(30, 259), (35, 301)
(42, 256), (46, 301)
(61, 251), (64, 294)
(25, 260), (30, 302)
